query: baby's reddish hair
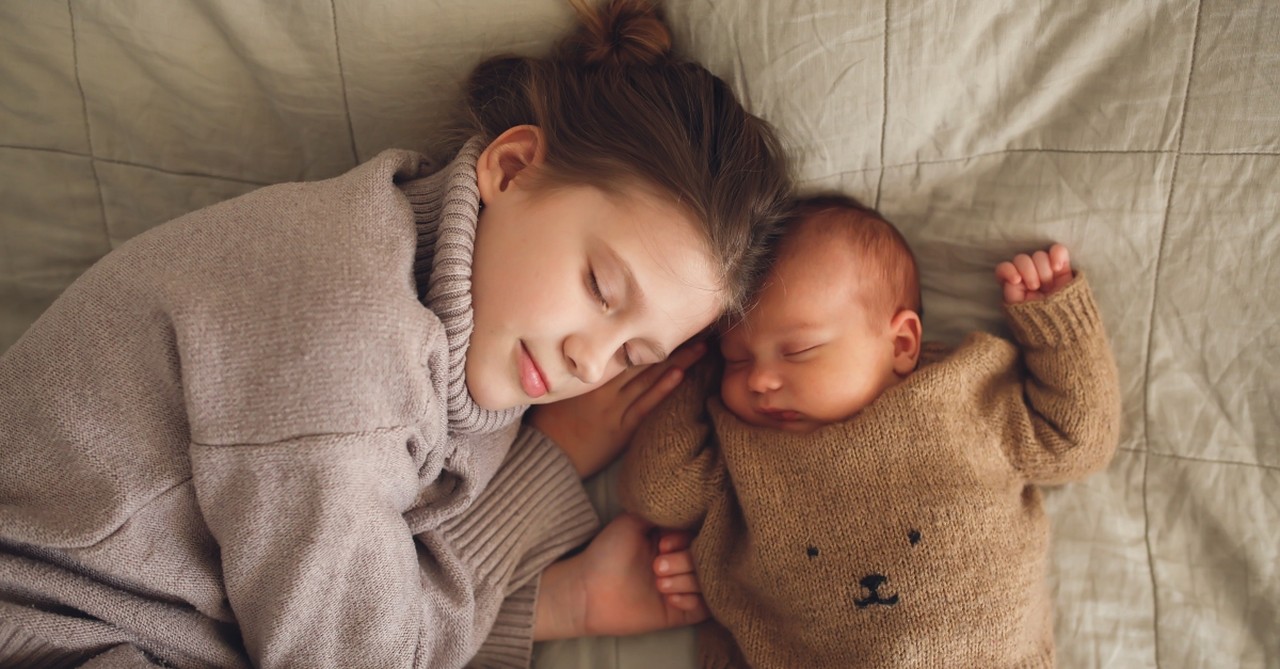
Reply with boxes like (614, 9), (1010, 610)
(781, 194), (921, 324)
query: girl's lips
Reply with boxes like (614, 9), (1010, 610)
(518, 342), (549, 399)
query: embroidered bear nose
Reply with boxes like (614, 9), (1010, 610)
(854, 573), (900, 609)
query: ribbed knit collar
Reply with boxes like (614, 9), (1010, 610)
(400, 137), (525, 434)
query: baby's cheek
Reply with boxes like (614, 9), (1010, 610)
(719, 371), (751, 421)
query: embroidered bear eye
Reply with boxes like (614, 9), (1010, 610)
(908, 529), (921, 546)
(806, 545), (820, 559)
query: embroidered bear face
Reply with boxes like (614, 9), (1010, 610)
(806, 528), (922, 610)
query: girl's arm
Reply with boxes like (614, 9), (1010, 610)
(191, 423), (597, 669)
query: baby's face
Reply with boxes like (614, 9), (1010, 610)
(719, 241), (901, 433)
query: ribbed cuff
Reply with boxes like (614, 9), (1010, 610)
(440, 425), (599, 589)
(469, 580), (539, 668)
(0, 618), (84, 669)
(1003, 273), (1104, 348)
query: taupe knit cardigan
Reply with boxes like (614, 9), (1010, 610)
(0, 140), (598, 668)
(619, 276), (1121, 669)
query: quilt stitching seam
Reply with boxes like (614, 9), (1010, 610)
(1120, 446), (1280, 473)
(65, 0), (110, 253)
(810, 148), (1191, 180)
(1141, 2), (1205, 666)
(329, 0), (361, 166)
(873, 0), (890, 211)
(0, 145), (275, 187)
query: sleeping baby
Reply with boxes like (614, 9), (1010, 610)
(618, 194), (1121, 668)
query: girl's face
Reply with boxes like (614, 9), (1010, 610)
(466, 139), (725, 410)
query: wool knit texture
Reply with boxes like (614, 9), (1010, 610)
(618, 275), (1121, 669)
(0, 139), (600, 668)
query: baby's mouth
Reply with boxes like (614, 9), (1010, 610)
(757, 408), (803, 421)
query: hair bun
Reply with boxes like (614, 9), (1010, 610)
(564, 0), (673, 66)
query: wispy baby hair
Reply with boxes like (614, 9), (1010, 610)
(784, 193), (922, 323)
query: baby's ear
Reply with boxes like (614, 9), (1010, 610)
(475, 125), (546, 202)
(889, 309), (922, 376)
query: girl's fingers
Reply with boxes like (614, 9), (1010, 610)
(654, 549), (695, 577)
(657, 531), (693, 554)
(617, 358), (665, 396)
(619, 340), (704, 397)
(621, 367), (684, 429)
(656, 573), (700, 595)
(665, 593), (708, 616)
(666, 340), (707, 371)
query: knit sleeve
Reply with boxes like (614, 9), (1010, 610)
(617, 358), (724, 530)
(443, 426), (601, 668)
(997, 273), (1122, 484)
(190, 424), (597, 669)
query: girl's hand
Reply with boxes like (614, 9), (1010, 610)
(534, 514), (708, 641)
(526, 341), (707, 478)
(995, 243), (1073, 304)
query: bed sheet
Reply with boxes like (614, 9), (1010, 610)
(1, 1), (1276, 667)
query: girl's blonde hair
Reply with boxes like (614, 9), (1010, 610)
(456, 0), (792, 317)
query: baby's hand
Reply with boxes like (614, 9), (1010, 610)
(653, 530), (704, 612)
(995, 243), (1073, 304)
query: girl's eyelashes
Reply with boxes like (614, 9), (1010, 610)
(588, 266), (640, 368)
(587, 268), (608, 310)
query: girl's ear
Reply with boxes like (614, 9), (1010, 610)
(889, 309), (923, 376)
(475, 125), (546, 204)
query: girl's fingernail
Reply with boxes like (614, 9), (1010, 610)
(656, 558), (669, 574)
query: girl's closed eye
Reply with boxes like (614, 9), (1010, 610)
(587, 267), (609, 310)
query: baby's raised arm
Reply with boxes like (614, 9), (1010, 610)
(992, 244), (1123, 484)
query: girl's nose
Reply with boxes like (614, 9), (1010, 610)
(563, 331), (618, 386)
(746, 363), (782, 393)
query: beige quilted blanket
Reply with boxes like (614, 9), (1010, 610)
(1, 1), (1275, 667)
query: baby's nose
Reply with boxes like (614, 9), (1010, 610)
(746, 365), (782, 393)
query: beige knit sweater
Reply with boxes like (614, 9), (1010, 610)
(619, 276), (1121, 669)
(0, 140), (599, 668)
